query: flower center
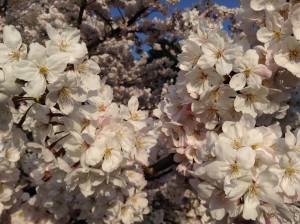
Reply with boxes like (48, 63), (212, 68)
(8, 51), (20, 62)
(104, 148), (112, 158)
(131, 112), (140, 121)
(289, 49), (298, 60)
(210, 90), (219, 101)
(244, 67), (253, 77)
(198, 73), (208, 83)
(77, 64), (87, 73)
(231, 139), (242, 150)
(251, 144), (260, 150)
(229, 163), (240, 174)
(192, 55), (200, 65)
(98, 103), (106, 112)
(248, 185), (259, 196)
(59, 87), (71, 102)
(81, 141), (90, 150)
(135, 138), (143, 150)
(285, 167), (296, 177)
(246, 94), (256, 102)
(58, 40), (70, 52)
(273, 31), (282, 40)
(39, 65), (49, 76)
(215, 49), (224, 59)
(80, 118), (90, 127)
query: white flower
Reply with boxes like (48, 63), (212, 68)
(64, 167), (105, 197)
(46, 24), (87, 63)
(225, 172), (292, 221)
(99, 118), (135, 153)
(63, 132), (94, 163)
(185, 67), (223, 96)
(291, 3), (300, 40)
(230, 49), (271, 91)
(13, 43), (68, 97)
(257, 12), (289, 46)
(119, 96), (148, 130)
(0, 68), (21, 102)
(250, 0), (285, 11)
(177, 40), (202, 71)
(46, 74), (87, 114)
(198, 31), (242, 75)
(269, 152), (300, 197)
(74, 59), (101, 90)
(132, 133), (157, 165)
(82, 135), (123, 173)
(205, 142), (255, 182)
(274, 36), (300, 77)
(285, 128), (300, 153)
(86, 86), (119, 118)
(234, 84), (270, 117)
(0, 25), (26, 69)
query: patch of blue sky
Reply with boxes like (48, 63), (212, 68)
(109, 1), (240, 58)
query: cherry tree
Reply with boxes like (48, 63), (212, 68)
(1, 0), (300, 224)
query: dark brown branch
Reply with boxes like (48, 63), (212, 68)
(17, 103), (35, 129)
(144, 153), (176, 180)
(94, 10), (113, 29)
(77, 0), (87, 27)
(87, 1), (157, 51)
(0, 0), (8, 11)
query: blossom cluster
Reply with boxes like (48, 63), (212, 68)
(2, 0), (300, 223)
(0, 24), (159, 223)
(156, 0), (300, 223)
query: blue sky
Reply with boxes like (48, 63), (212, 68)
(114, 0), (241, 58)
(172, 0), (239, 11)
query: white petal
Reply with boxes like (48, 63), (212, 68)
(230, 73), (246, 91)
(3, 25), (22, 50)
(28, 43), (47, 65)
(13, 60), (38, 81)
(242, 193), (260, 220)
(23, 74), (47, 97)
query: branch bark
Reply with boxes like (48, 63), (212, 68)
(87, 1), (157, 51)
(144, 153), (176, 180)
(77, 0), (87, 27)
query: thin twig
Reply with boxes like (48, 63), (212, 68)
(88, 0), (158, 51)
(117, 7), (126, 23)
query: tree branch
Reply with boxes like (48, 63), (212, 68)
(0, 0), (8, 12)
(144, 153), (176, 180)
(87, 1), (157, 51)
(77, 0), (87, 27)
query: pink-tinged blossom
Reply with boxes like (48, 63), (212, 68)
(13, 43), (68, 97)
(185, 67), (223, 96)
(119, 96), (148, 130)
(81, 135), (123, 172)
(257, 12), (290, 47)
(177, 40), (202, 71)
(46, 24), (87, 63)
(225, 172), (292, 221)
(0, 69), (21, 102)
(250, 0), (286, 11)
(291, 3), (300, 40)
(0, 25), (27, 69)
(198, 31), (242, 75)
(73, 59), (101, 90)
(274, 36), (300, 77)
(234, 84), (270, 117)
(46, 74), (87, 114)
(269, 152), (300, 197)
(230, 49), (272, 90)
